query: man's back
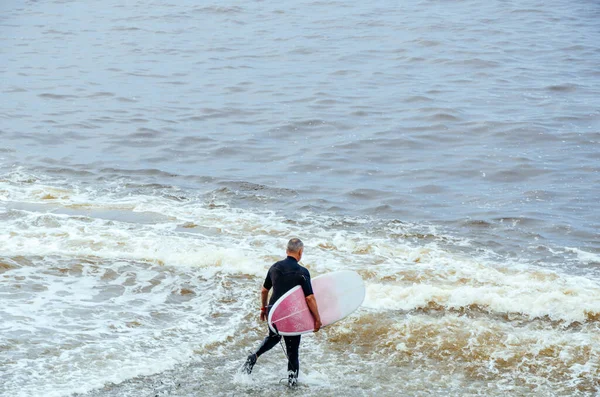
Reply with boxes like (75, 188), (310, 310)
(264, 256), (313, 306)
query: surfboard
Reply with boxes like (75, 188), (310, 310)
(267, 270), (365, 336)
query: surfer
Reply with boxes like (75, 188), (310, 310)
(242, 238), (322, 388)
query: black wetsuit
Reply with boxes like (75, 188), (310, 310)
(254, 256), (313, 376)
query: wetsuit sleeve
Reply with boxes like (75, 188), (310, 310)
(300, 270), (314, 297)
(263, 267), (273, 290)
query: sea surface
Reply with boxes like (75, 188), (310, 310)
(1, 0), (600, 395)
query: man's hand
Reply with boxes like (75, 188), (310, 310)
(314, 318), (322, 332)
(260, 310), (267, 322)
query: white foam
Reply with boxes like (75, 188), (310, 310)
(565, 247), (600, 264)
(365, 273), (600, 324)
(1, 257), (253, 397)
(3, 177), (599, 324)
(360, 242), (600, 323)
(2, 174), (599, 395)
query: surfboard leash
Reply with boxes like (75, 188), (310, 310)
(272, 323), (289, 360)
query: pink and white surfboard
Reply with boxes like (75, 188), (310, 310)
(267, 270), (365, 336)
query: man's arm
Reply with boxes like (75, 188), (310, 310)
(305, 294), (322, 332)
(260, 286), (269, 321)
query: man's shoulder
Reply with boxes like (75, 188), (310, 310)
(268, 259), (287, 273)
(270, 257), (307, 273)
(299, 265), (311, 276)
(270, 258), (286, 268)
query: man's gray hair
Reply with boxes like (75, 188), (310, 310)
(286, 238), (304, 253)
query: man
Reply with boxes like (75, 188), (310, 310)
(242, 238), (322, 388)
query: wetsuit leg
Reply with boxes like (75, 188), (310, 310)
(255, 327), (281, 358)
(283, 335), (301, 375)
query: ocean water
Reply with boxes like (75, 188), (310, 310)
(1, 0), (599, 396)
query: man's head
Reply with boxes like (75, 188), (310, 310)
(286, 238), (304, 261)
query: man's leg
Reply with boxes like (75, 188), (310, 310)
(243, 328), (281, 374)
(255, 328), (282, 358)
(283, 335), (301, 386)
